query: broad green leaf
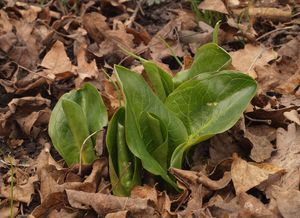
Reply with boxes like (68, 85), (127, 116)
(142, 61), (174, 101)
(115, 65), (188, 188)
(106, 107), (140, 196)
(139, 112), (169, 169)
(48, 83), (108, 166)
(61, 99), (96, 164)
(166, 71), (257, 168)
(173, 43), (231, 85)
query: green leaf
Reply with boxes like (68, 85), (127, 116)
(166, 71), (257, 168)
(61, 99), (96, 164)
(173, 43), (231, 86)
(48, 83), (108, 166)
(142, 61), (174, 102)
(106, 107), (140, 196)
(139, 112), (169, 169)
(115, 65), (188, 188)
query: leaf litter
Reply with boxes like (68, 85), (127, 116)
(0, 0), (300, 217)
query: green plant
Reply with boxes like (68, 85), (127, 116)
(48, 83), (108, 166)
(48, 42), (256, 196)
(113, 42), (256, 191)
(106, 107), (141, 196)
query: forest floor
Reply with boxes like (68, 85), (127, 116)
(0, 0), (300, 217)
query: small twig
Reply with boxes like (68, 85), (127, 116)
(125, 0), (144, 28)
(256, 26), (295, 41)
(247, 47), (264, 74)
(245, 115), (272, 125)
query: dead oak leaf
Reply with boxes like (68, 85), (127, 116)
(229, 44), (278, 78)
(40, 40), (76, 79)
(231, 154), (285, 194)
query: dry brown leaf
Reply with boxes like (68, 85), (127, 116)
(198, 0), (229, 14)
(40, 40), (76, 80)
(75, 44), (99, 87)
(283, 109), (300, 126)
(276, 71), (300, 95)
(131, 185), (158, 205)
(229, 44), (278, 78)
(0, 175), (38, 204)
(271, 186), (300, 218)
(231, 154), (285, 194)
(39, 159), (106, 202)
(268, 124), (300, 190)
(0, 199), (19, 218)
(30, 192), (74, 218)
(82, 12), (109, 43)
(210, 192), (274, 217)
(148, 19), (184, 61)
(66, 189), (157, 217)
(105, 210), (128, 218)
(245, 129), (275, 163)
(16, 108), (51, 136)
(209, 132), (242, 166)
(0, 96), (51, 137)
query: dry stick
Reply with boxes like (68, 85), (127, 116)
(256, 26), (295, 41)
(246, 46), (264, 74)
(245, 115), (272, 125)
(78, 130), (101, 175)
(125, 0), (144, 28)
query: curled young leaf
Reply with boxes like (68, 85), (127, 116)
(106, 107), (141, 196)
(48, 83), (108, 166)
(115, 65), (188, 189)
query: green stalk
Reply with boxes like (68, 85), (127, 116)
(117, 122), (133, 189)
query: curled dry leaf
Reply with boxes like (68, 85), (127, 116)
(231, 154), (285, 194)
(39, 159), (107, 202)
(40, 40), (76, 80)
(66, 189), (157, 217)
(171, 168), (232, 191)
(0, 96), (51, 137)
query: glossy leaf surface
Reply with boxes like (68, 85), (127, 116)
(48, 83), (108, 166)
(115, 65), (188, 188)
(166, 71), (257, 168)
(173, 43), (231, 85)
